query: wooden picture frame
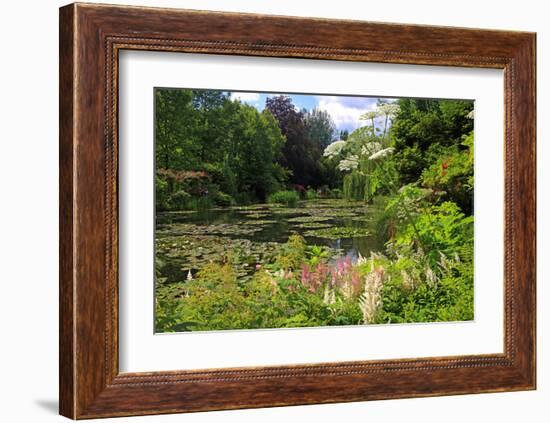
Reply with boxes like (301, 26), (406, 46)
(59, 2), (536, 419)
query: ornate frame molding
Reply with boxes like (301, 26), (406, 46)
(60, 3), (536, 419)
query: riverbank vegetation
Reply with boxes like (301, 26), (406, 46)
(155, 89), (474, 332)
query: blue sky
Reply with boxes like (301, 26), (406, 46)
(229, 91), (393, 133)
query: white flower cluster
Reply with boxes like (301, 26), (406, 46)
(378, 102), (400, 118)
(337, 155), (359, 171)
(323, 140), (346, 158)
(361, 141), (382, 157)
(360, 110), (378, 121)
(368, 147), (395, 161)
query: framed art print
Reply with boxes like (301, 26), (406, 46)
(59, 3), (536, 419)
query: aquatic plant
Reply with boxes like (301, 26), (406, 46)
(303, 226), (370, 240)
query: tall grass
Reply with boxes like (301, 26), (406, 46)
(268, 190), (299, 207)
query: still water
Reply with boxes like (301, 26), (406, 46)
(156, 200), (385, 283)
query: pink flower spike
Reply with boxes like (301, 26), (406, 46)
(337, 258), (345, 274)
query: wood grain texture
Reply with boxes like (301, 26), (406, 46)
(59, 4), (75, 418)
(59, 2), (536, 419)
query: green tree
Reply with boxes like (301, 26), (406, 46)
(191, 90), (230, 163)
(304, 108), (336, 148)
(155, 89), (199, 169)
(230, 105), (286, 200)
(391, 98), (473, 184)
(339, 129), (349, 140)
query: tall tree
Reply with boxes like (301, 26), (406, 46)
(265, 95), (321, 187)
(339, 129), (349, 141)
(191, 90), (230, 162)
(155, 89), (199, 169)
(233, 106), (286, 199)
(191, 90), (229, 111)
(304, 108), (336, 148)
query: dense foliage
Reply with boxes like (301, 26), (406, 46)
(156, 89), (287, 209)
(391, 98), (474, 212)
(155, 91), (475, 332)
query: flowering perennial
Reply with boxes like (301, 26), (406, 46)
(323, 140), (346, 158)
(337, 155), (359, 171)
(359, 265), (385, 323)
(368, 147), (395, 161)
(299, 257), (363, 303)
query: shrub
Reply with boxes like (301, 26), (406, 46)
(169, 190), (191, 209)
(213, 191), (233, 207)
(233, 191), (254, 205)
(268, 190), (299, 207)
(330, 188), (342, 199)
(293, 184), (307, 196)
(274, 234), (307, 270)
(387, 194), (473, 266)
(155, 175), (171, 210)
(421, 132), (474, 214)
(305, 188), (318, 200)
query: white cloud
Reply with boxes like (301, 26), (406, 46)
(230, 92), (260, 103)
(315, 96), (377, 132)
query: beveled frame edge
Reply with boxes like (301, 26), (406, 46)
(59, 2), (536, 419)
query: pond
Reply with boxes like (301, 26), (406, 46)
(155, 199), (386, 283)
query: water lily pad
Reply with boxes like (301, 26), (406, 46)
(242, 219), (277, 226)
(158, 210), (198, 215)
(156, 235), (282, 280)
(287, 215), (332, 223)
(239, 211), (272, 218)
(157, 222), (263, 237)
(304, 227), (371, 240)
(294, 222), (332, 229)
(232, 204), (271, 211)
(269, 207), (305, 215)
(302, 199), (364, 209)
(351, 215), (372, 222)
(304, 208), (359, 218)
